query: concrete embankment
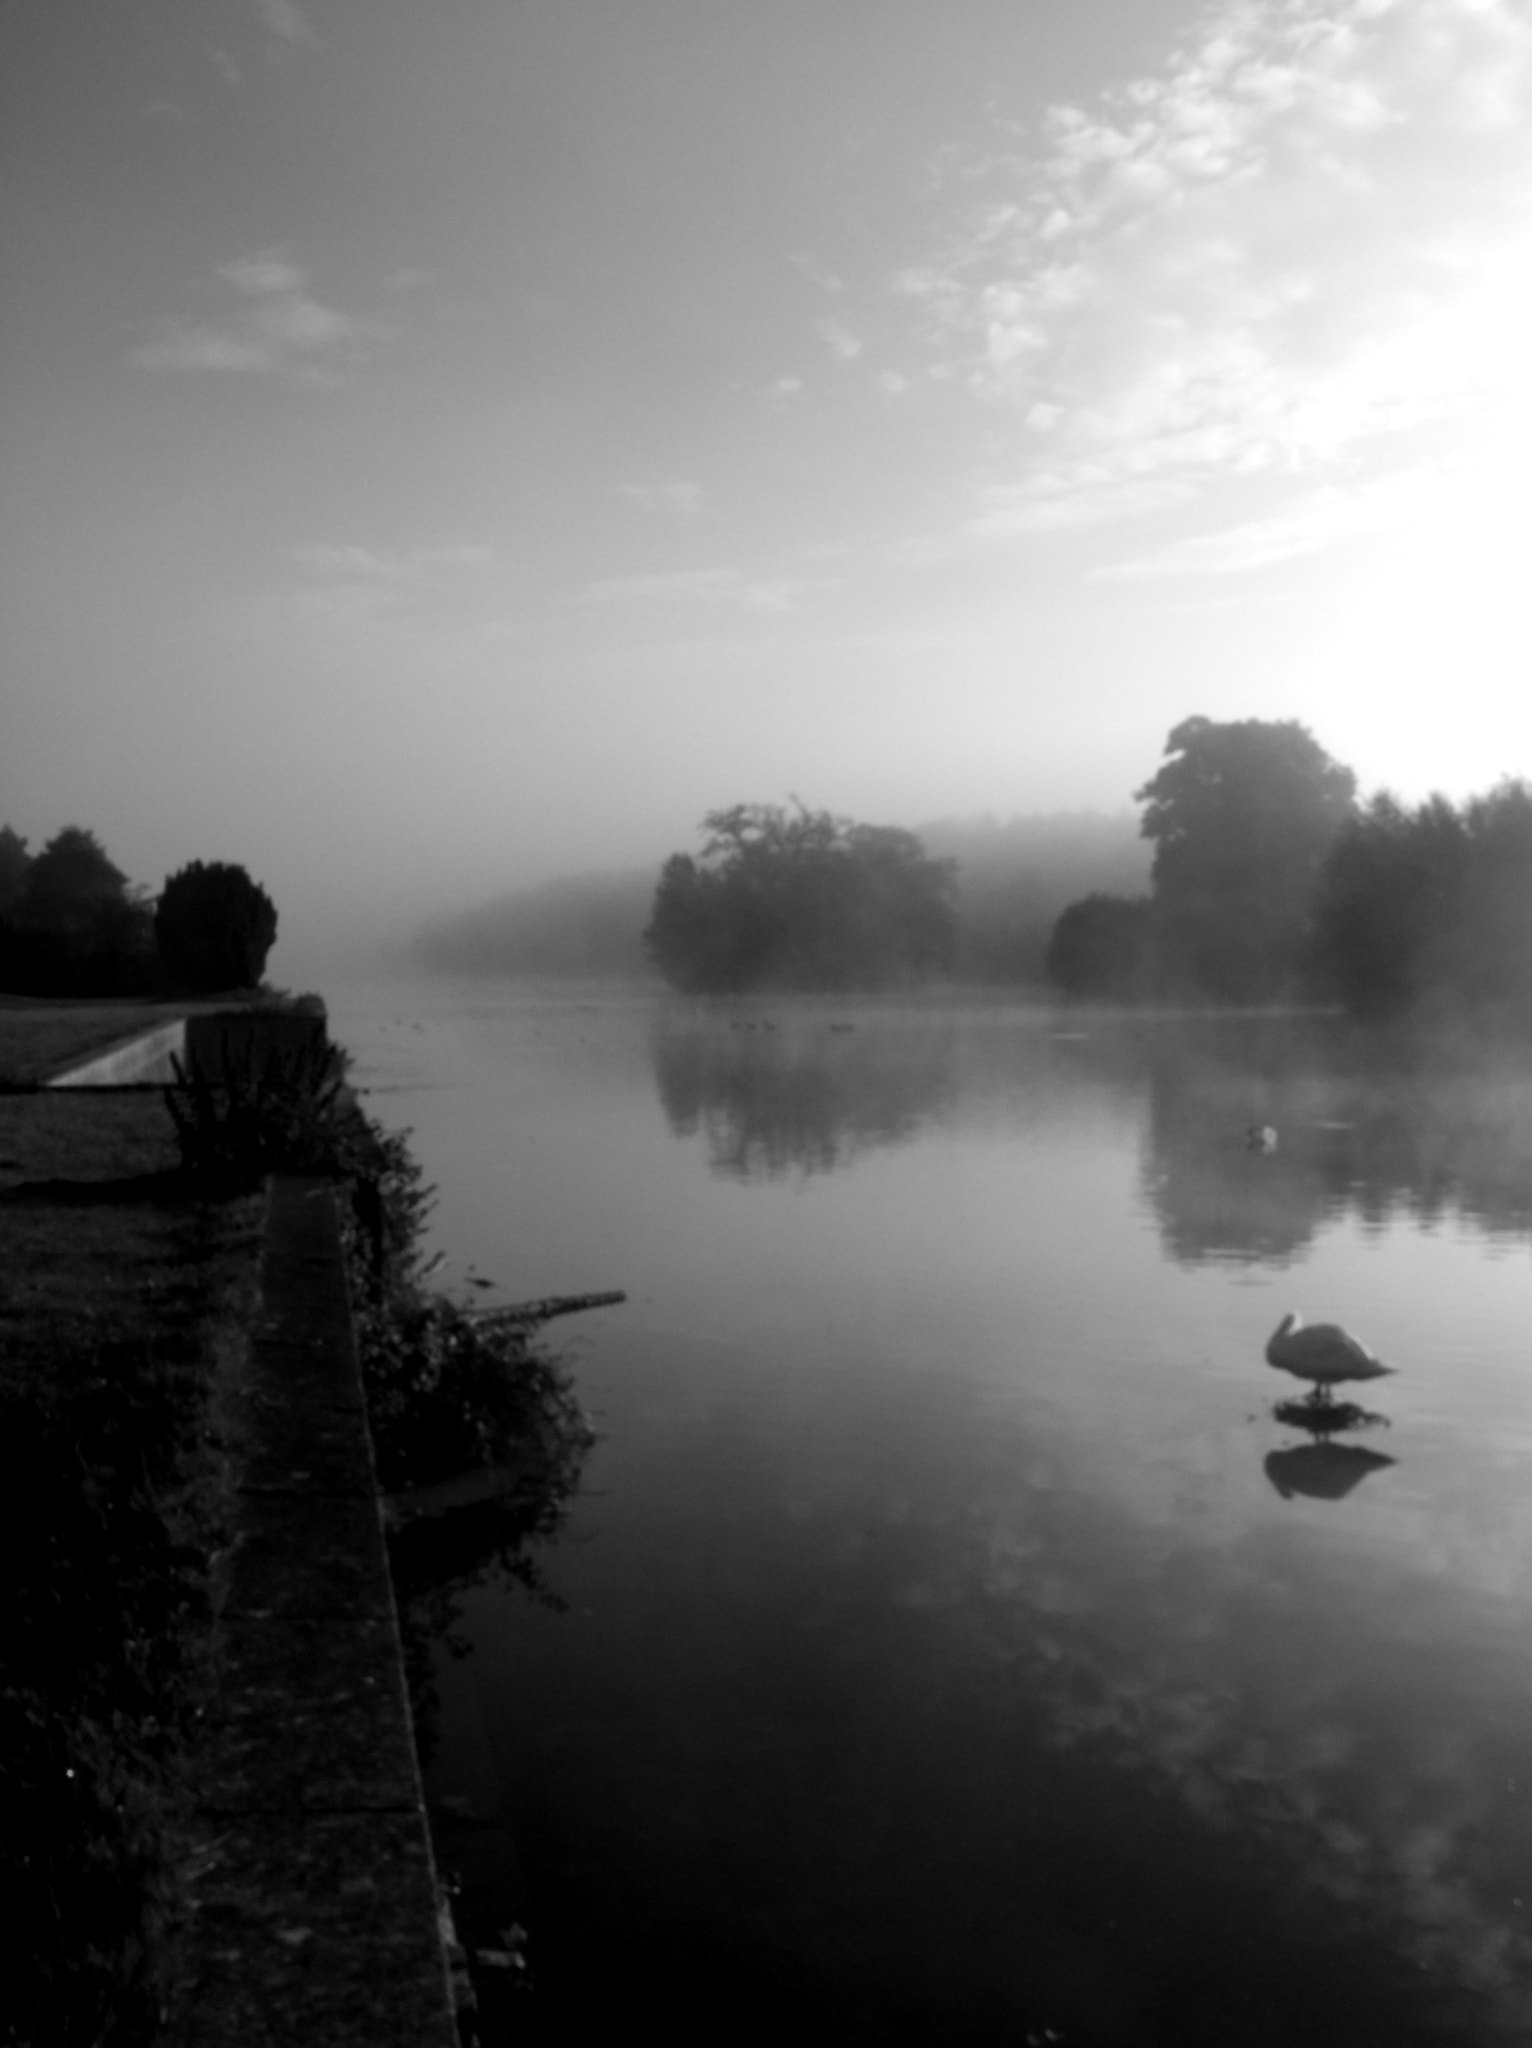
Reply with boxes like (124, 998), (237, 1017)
(167, 1175), (458, 2046)
(44, 1017), (189, 1085)
(44, 1000), (329, 1089)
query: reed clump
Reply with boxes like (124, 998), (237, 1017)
(162, 1027), (598, 1527)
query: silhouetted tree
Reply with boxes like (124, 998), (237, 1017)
(1313, 781), (1532, 1017)
(1455, 781), (1532, 1006)
(155, 861), (278, 992)
(0, 826), (156, 995)
(645, 803), (956, 993)
(19, 827), (128, 929)
(0, 826), (30, 914)
(1136, 716), (1356, 1000)
(1309, 794), (1465, 1016)
(1045, 893), (1153, 998)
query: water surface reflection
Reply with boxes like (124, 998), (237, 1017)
(652, 1009), (956, 1178)
(334, 991), (1532, 2044)
(1141, 1018), (1532, 1265)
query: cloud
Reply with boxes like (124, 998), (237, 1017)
(132, 250), (369, 381)
(789, 252), (847, 294)
(255, 0), (313, 47)
(582, 566), (801, 613)
(904, 0), (1532, 557)
(284, 542), (496, 630)
(293, 543), (493, 581)
(621, 478), (711, 518)
(222, 252), (305, 296)
(819, 317), (864, 364)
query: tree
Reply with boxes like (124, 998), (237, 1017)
(0, 826), (30, 914)
(1136, 717), (1356, 1000)
(1313, 780), (1532, 1017)
(1, 826), (155, 996)
(155, 861), (278, 992)
(1309, 794), (1465, 1016)
(18, 827), (128, 931)
(1045, 893), (1153, 998)
(644, 803), (956, 993)
(1454, 781), (1532, 1006)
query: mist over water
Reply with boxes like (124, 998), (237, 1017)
(333, 981), (1532, 2043)
(11, 6), (1532, 2027)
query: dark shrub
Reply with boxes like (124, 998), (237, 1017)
(155, 861), (277, 992)
(1046, 893), (1154, 998)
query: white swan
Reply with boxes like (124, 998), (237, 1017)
(1266, 1312), (1394, 1396)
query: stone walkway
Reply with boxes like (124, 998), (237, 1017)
(167, 1175), (458, 2046)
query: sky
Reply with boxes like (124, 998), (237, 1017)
(4, 0), (1532, 974)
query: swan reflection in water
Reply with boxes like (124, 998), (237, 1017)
(1266, 1434), (1397, 1500)
(1263, 1314), (1398, 1501)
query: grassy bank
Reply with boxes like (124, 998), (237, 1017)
(1, 1083), (262, 2045)
(0, 999), (191, 1088)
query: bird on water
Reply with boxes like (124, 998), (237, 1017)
(1266, 1313), (1394, 1399)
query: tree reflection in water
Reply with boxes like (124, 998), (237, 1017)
(1141, 1016), (1532, 1266)
(652, 1011), (956, 1179)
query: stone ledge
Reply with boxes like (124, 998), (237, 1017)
(168, 1812), (456, 2045)
(167, 1175), (457, 2047)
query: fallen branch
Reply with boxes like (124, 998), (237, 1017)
(487, 1289), (627, 1327)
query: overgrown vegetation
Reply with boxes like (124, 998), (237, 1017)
(160, 1037), (599, 1500)
(336, 1115), (598, 1500)
(162, 1035), (350, 1194)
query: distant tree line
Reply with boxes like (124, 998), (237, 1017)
(415, 868), (656, 980)
(0, 824), (277, 997)
(1311, 783), (1532, 1017)
(1045, 716), (1532, 1018)
(921, 811), (1150, 981)
(412, 814), (1148, 986)
(415, 723), (1532, 1018)
(645, 803), (956, 993)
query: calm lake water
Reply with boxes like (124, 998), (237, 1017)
(331, 982), (1532, 2046)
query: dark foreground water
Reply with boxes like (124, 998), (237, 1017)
(332, 984), (1532, 2045)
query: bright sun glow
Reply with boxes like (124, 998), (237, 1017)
(1302, 239), (1532, 799)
